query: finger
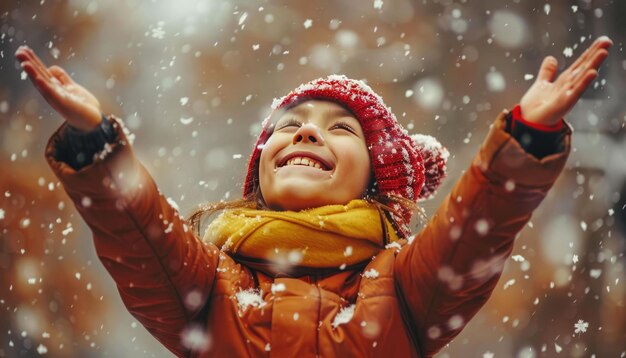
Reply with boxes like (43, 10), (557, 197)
(15, 47), (30, 62)
(566, 43), (596, 75)
(18, 55), (51, 84)
(566, 69), (598, 104)
(568, 36), (613, 74)
(19, 61), (37, 79)
(34, 74), (69, 110)
(20, 62), (47, 89)
(49, 65), (75, 85)
(17, 48), (51, 82)
(22, 47), (53, 81)
(536, 56), (559, 82)
(570, 49), (608, 84)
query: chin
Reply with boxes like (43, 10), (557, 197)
(273, 194), (327, 211)
(266, 187), (339, 211)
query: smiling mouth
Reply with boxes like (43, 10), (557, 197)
(278, 156), (331, 171)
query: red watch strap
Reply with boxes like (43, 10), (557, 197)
(511, 104), (564, 132)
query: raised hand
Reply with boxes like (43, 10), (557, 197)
(520, 36), (612, 126)
(15, 45), (103, 132)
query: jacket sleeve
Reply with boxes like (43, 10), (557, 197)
(45, 115), (220, 357)
(394, 109), (572, 357)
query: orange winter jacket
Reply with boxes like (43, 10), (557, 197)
(45, 110), (571, 357)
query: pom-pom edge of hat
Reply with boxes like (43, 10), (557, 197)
(243, 74), (449, 236)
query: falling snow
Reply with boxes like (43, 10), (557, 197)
(36, 344), (48, 354)
(563, 47), (574, 58)
(554, 343), (562, 353)
(151, 26), (165, 39)
(238, 12), (248, 26)
(574, 319), (589, 334)
(543, 4), (551, 15)
(3, 1), (624, 356)
(180, 117), (194, 125)
(181, 325), (211, 352)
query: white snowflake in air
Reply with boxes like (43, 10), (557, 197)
(36, 344), (48, 354)
(152, 28), (165, 39)
(574, 319), (588, 334)
(563, 47), (573, 58)
(151, 23), (165, 39)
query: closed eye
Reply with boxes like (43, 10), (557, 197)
(330, 121), (357, 134)
(276, 118), (302, 130)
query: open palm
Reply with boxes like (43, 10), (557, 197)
(520, 37), (612, 126)
(15, 45), (103, 132)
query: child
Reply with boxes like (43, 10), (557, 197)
(15, 37), (612, 357)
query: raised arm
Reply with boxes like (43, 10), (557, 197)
(16, 46), (219, 356)
(393, 36), (612, 357)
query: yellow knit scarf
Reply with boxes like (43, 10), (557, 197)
(203, 199), (399, 276)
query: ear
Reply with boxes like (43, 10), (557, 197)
(411, 134), (449, 201)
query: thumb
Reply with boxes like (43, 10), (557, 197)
(48, 65), (74, 85)
(536, 56), (558, 82)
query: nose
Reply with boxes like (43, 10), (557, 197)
(292, 123), (324, 145)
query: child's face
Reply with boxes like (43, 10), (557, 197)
(259, 100), (371, 211)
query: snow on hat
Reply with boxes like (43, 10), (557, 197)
(243, 75), (449, 235)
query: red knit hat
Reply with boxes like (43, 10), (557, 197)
(243, 75), (449, 236)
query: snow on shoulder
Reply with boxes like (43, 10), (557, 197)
(235, 288), (266, 311)
(332, 304), (356, 328)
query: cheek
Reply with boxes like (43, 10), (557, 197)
(258, 151), (273, 188)
(258, 136), (277, 171)
(258, 136), (280, 192)
(339, 142), (371, 185)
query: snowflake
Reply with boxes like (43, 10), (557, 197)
(363, 268), (379, 279)
(238, 12), (248, 26)
(332, 304), (355, 328)
(574, 319), (588, 334)
(563, 47), (573, 58)
(36, 344), (48, 354)
(554, 343), (562, 353)
(181, 325), (211, 351)
(151, 27), (165, 39)
(235, 288), (266, 311)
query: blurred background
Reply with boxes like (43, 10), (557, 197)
(0, 0), (625, 356)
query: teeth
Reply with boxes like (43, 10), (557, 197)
(283, 156), (325, 170)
